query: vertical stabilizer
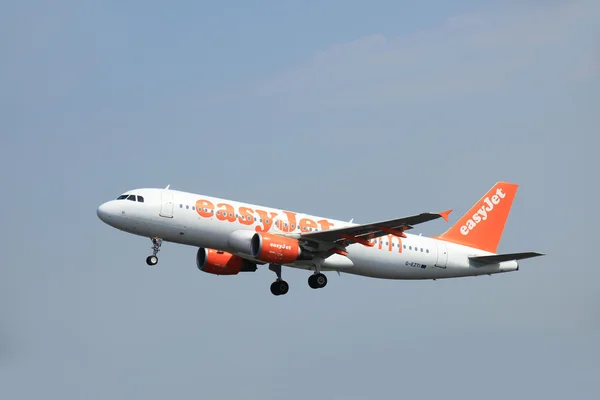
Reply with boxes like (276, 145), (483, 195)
(435, 182), (518, 253)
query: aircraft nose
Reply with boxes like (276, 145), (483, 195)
(97, 201), (114, 223)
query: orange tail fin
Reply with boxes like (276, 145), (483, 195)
(435, 182), (519, 253)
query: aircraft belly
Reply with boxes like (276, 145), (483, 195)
(344, 244), (447, 279)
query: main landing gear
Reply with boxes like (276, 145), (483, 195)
(308, 273), (327, 289)
(268, 264), (329, 295)
(146, 237), (162, 266)
(269, 264), (289, 296)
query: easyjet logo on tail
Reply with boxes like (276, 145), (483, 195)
(460, 188), (506, 235)
(424, 181), (517, 253)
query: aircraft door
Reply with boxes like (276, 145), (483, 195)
(435, 241), (448, 268)
(160, 191), (174, 218)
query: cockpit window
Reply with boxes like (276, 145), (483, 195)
(116, 193), (144, 202)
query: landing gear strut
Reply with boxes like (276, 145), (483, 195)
(269, 264), (289, 296)
(308, 273), (327, 289)
(146, 237), (162, 266)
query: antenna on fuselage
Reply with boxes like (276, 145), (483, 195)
(349, 218), (354, 223)
(165, 184), (170, 190)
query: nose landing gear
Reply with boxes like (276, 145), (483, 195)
(146, 255), (158, 266)
(146, 237), (162, 266)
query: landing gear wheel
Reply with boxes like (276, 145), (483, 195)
(315, 273), (327, 288)
(308, 273), (327, 289)
(146, 237), (162, 266)
(270, 280), (289, 296)
(146, 255), (158, 266)
(268, 264), (289, 296)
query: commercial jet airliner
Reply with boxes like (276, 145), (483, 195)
(97, 181), (543, 295)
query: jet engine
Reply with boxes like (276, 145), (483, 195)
(250, 232), (311, 264)
(196, 248), (257, 275)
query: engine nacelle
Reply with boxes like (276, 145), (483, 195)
(196, 248), (257, 275)
(251, 232), (309, 264)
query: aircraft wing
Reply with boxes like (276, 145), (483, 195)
(297, 210), (452, 246)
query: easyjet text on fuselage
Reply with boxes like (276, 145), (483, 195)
(195, 198), (335, 234)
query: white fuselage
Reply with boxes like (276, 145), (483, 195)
(97, 188), (519, 279)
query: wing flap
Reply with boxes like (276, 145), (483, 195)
(469, 252), (545, 265)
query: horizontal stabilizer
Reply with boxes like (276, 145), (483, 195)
(469, 252), (545, 265)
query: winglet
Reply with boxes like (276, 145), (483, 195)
(439, 209), (452, 222)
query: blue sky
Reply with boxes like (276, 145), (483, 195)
(1, 1), (598, 399)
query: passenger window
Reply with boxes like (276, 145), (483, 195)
(426, 249), (429, 253)
(186, 205), (189, 209)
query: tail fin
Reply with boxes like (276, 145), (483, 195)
(435, 182), (519, 253)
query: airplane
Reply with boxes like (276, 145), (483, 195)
(96, 181), (544, 295)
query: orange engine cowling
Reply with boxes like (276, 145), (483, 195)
(251, 233), (304, 264)
(196, 248), (257, 275)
